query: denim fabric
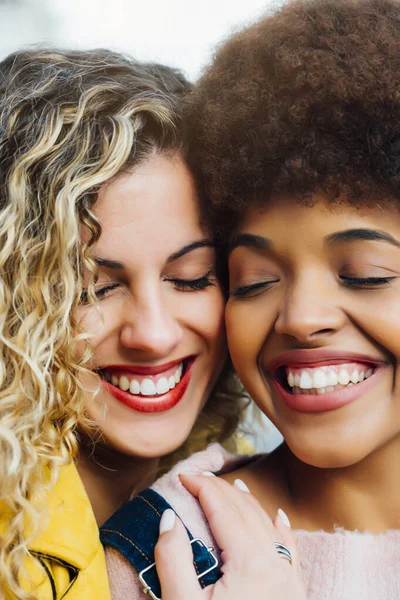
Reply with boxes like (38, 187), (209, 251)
(100, 488), (221, 598)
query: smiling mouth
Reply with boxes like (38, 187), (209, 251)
(97, 357), (193, 398)
(276, 362), (376, 396)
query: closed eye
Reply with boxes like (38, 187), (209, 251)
(229, 280), (279, 297)
(166, 271), (216, 292)
(340, 276), (397, 288)
(80, 283), (121, 304)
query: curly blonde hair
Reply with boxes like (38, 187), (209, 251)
(0, 48), (246, 599)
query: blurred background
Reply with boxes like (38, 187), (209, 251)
(0, 0), (281, 80)
(0, 0), (283, 451)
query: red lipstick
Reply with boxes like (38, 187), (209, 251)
(100, 358), (194, 413)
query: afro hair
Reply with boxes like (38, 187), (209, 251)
(185, 0), (400, 238)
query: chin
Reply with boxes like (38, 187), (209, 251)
(99, 424), (193, 460)
(284, 428), (383, 470)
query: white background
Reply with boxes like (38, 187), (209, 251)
(0, 0), (283, 80)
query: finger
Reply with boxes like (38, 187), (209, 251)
(181, 473), (274, 530)
(273, 508), (301, 575)
(180, 474), (276, 553)
(154, 509), (202, 600)
(187, 473), (272, 517)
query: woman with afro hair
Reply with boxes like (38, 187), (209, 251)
(105, 0), (400, 598)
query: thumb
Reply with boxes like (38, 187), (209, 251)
(154, 509), (203, 600)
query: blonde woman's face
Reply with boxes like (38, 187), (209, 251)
(75, 153), (226, 458)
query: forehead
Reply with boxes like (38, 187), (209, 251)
(237, 194), (400, 242)
(84, 153), (205, 261)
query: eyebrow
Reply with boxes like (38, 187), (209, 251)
(166, 240), (215, 263)
(94, 257), (124, 270)
(228, 233), (271, 254)
(93, 240), (214, 271)
(325, 228), (400, 248)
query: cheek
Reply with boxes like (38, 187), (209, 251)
(73, 303), (120, 360)
(347, 292), (400, 359)
(178, 287), (226, 347)
(74, 305), (102, 335)
(226, 299), (275, 371)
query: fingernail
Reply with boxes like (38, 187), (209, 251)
(234, 478), (250, 492)
(160, 509), (176, 534)
(277, 508), (291, 528)
(202, 471), (216, 476)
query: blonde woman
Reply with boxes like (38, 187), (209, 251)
(0, 46), (304, 600)
(0, 48), (252, 599)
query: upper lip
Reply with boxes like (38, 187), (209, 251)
(266, 350), (387, 373)
(97, 355), (194, 376)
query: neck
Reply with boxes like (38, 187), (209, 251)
(284, 435), (400, 533)
(76, 433), (159, 526)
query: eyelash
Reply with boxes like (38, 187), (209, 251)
(340, 276), (396, 287)
(230, 275), (397, 298)
(80, 273), (215, 303)
(80, 283), (120, 304)
(229, 281), (277, 297)
(167, 272), (216, 292)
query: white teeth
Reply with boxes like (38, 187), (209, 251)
(156, 377), (170, 395)
(287, 363), (376, 395)
(350, 369), (359, 384)
(141, 379), (156, 396)
(338, 369), (350, 386)
(130, 379), (141, 395)
(299, 371), (313, 389)
(107, 361), (185, 397)
(312, 369), (328, 389)
(326, 371), (338, 386)
(174, 364), (182, 383)
(119, 376), (130, 391)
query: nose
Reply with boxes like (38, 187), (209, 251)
(120, 294), (183, 358)
(274, 272), (345, 343)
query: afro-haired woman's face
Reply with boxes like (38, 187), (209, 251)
(226, 194), (400, 468)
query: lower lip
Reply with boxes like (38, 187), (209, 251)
(101, 361), (194, 413)
(272, 367), (384, 413)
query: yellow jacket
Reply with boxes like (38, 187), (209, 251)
(0, 461), (111, 600)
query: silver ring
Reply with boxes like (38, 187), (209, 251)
(273, 541), (292, 566)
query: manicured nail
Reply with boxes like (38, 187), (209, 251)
(202, 471), (216, 476)
(234, 478), (250, 492)
(160, 509), (176, 534)
(277, 508), (291, 528)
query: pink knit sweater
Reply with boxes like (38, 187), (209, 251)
(106, 444), (400, 599)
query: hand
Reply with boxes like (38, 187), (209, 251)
(154, 474), (307, 600)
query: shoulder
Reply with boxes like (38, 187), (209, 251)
(220, 444), (289, 518)
(105, 444), (252, 600)
(152, 443), (254, 543)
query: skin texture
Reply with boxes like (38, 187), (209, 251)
(75, 153), (226, 524)
(155, 474), (306, 600)
(223, 195), (400, 533)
